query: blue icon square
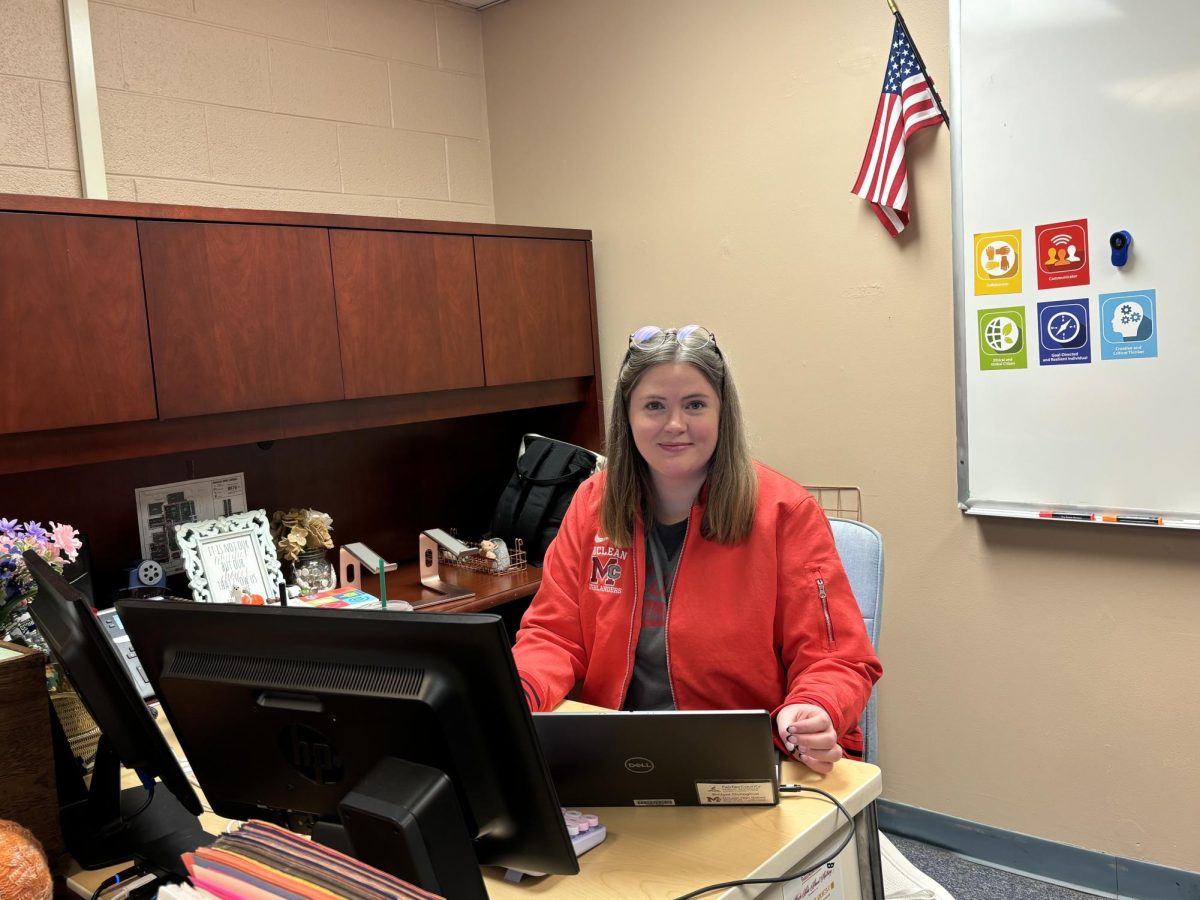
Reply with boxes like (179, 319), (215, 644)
(1099, 290), (1157, 360)
(1037, 298), (1090, 365)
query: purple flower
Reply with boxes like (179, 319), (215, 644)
(22, 521), (49, 542)
(0, 519), (17, 535)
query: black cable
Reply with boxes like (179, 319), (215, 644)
(95, 784), (155, 841)
(670, 785), (856, 900)
(90, 864), (146, 900)
(90, 874), (119, 900)
(125, 784), (155, 820)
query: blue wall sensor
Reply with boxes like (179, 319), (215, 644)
(1109, 230), (1132, 267)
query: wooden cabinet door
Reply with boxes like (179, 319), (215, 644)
(0, 212), (156, 435)
(330, 230), (484, 399)
(474, 237), (594, 385)
(140, 221), (344, 419)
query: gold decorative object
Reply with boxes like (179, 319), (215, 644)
(269, 508), (334, 562)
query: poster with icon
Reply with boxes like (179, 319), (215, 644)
(1037, 298), (1091, 366)
(977, 306), (1027, 370)
(1034, 218), (1090, 290)
(1099, 290), (1158, 360)
(973, 229), (1021, 295)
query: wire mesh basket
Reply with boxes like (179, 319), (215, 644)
(441, 536), (527, 575)
(51, 689), (101, 771)
(804, 485), (863, 521)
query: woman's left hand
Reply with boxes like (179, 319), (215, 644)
(776, 703), (842, 774)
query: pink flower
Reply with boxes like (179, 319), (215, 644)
(49, 522), (82, 563)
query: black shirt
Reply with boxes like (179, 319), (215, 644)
(622, 518), (688, 710)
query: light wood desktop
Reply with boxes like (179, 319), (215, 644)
(485, 764), (882, 899)
(66, 704), (883, 900)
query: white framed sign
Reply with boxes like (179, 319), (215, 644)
(176, 509), (283, 604)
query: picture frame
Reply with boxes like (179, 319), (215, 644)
(175, 509), (283, 604)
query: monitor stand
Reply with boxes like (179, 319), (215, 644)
(311, 756), (488, 900)
(54, 725), (212, 878)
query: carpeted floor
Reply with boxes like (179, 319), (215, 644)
(885, 833), (1105, 900)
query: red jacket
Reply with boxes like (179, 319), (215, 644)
(512, 463), (882, 757)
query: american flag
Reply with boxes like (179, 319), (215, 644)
(851, 21), (942, 236)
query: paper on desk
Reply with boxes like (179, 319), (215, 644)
(135, 474), (247, 575)
(158, 885), (218, 899)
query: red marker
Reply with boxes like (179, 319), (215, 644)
(1038, 511), (1095, 521)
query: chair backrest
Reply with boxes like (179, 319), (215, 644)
(829, 518), (884, 765)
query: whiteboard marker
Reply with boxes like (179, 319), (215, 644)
(1038, 511), (1094, 521)
(1099, 515), (1162, 525)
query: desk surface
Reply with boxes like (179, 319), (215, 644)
(482, 758), (880, 899)
(69, 747), (879, 899)
(359, 560), (542, 613)
(66, 708), (880, 900)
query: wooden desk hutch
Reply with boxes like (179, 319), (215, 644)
(0, 194), (605, 609)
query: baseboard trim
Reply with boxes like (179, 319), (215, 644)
(877, 799), (1200, 900)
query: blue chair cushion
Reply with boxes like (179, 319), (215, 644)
(829, 518), (884, 764)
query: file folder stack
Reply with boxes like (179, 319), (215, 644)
(172, 820), (443, 899)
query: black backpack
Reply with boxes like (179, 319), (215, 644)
(490, 434), (603, 566)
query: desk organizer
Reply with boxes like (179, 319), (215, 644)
(443, 536), (527, 575)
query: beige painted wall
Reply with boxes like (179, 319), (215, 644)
(0, 0), (494, 221)
(483, 0), (1200, 873)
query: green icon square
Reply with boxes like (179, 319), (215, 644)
(978, 307), (1028, 370)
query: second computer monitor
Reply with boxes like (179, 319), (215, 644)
(23, 551), (207, 875)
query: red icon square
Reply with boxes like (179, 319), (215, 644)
(1035, 219), (1090, 290)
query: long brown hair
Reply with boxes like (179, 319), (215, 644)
(599, 329), (758, 547)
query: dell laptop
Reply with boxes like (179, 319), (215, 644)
(533, 709), (779, 807)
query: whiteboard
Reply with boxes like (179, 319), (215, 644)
(951, 0), (1200, 527)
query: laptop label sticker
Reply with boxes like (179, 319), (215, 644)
(696, 781), (777, 805)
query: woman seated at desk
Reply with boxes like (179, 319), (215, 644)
(512, 325), (882, 774)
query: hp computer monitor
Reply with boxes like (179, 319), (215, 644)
(116, 600), (578, 899)
(22, 551), (210, 876)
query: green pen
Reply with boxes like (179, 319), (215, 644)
(378, 557), (388, 609)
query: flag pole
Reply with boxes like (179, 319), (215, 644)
(887, 0), (950, 127)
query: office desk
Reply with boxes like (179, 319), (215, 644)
(66, 704), (882, 900)
(483, 759), (882, 900)
(68, 759), (881, 900)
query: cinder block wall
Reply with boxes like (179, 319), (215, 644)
(0, 0), (494, 222)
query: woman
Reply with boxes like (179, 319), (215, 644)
(512, 325), (882, 773)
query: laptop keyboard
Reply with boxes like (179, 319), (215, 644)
(502, 808), (606, 881)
